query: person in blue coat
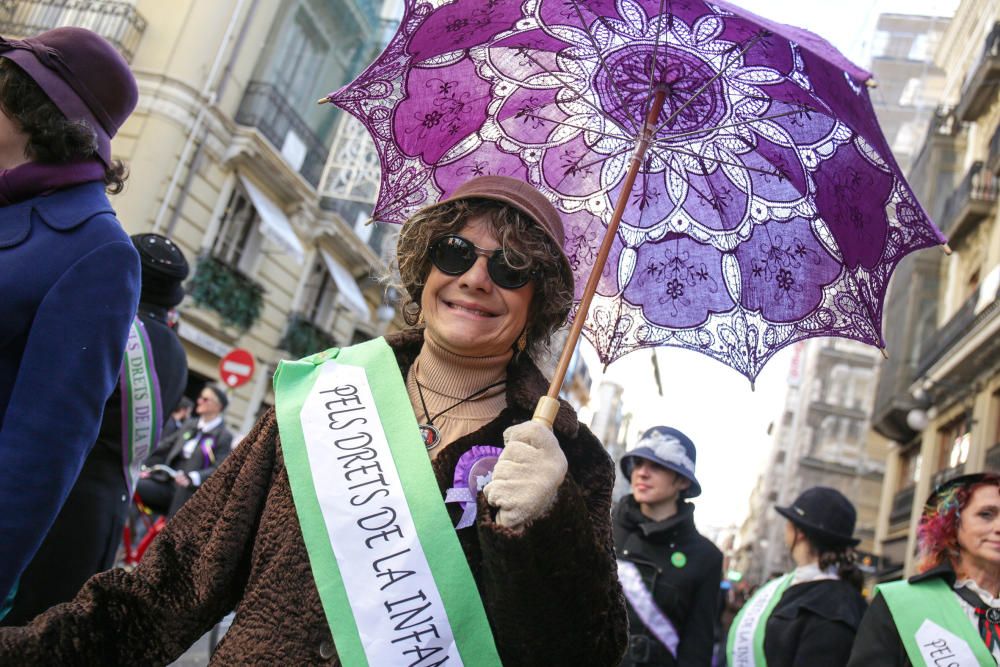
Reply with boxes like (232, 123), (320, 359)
(0, 27), (140, 613)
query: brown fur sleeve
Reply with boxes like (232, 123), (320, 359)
(0, 410), (281, 665)
(476, 423), (628, 666)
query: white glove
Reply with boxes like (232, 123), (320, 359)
(483, 420), (567, 529)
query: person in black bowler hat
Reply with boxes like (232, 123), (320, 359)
(614, 425), (724, 667)
(2, 233), (190, 626)
(727, 487), (867, 667)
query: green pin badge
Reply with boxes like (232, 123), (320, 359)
(671, 551), (687, 568)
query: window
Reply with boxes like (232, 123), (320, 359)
(908, 34), (930, 61)
(871, 30), (890, 58)
(900, 449), (922, 487)
(299, 257), (340, 329)
(939, 413), (972, 470)
(212, 185), (264, 275)
(273, 8), (330, 108)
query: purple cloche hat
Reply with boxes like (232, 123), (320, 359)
(0, 27), (138, 167)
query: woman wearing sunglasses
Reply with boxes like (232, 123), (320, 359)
(0, 176), (628, 666)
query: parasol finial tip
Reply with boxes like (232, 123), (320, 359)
(942, 242), (953, 255)
(880, 347), (889, 360)
(865, 78), (878, 89)
(317, 96), (330, 105)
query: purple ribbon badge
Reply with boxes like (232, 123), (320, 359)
(445, 446), (502, 529)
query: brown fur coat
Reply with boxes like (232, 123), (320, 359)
(0, 330), (627, 665)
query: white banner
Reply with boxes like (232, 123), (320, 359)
(299, 361), (462, 666)
(914, 619), (981, 667)
(730, 574), (790, 667)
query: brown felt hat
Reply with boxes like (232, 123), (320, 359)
(422, 176), (574, 294)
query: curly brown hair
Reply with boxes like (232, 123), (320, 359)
(0, 59), (127, 193)
(396, 197), (573, 357)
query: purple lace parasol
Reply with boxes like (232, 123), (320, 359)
(328, 0), (946, 382)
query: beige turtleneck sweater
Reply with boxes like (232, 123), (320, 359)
(405, 334), (511, 457)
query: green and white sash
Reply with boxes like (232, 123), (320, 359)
(273, 338), (502, 667)
(877, 578), (996, 666)
(120, 316), (161, 495)
(726, 573), (793, 667)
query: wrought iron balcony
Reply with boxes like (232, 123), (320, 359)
(236, 81), (328, 189)
(279, 312), (336, 360)
(938, 161), (998, 238)
(0, 0), (146, 62)
(889, 485), (915, 526)
(186, 255), (266, 332)
(957, 22), (1000, 121)
(916, 279), (1000, 377)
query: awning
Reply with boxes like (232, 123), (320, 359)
(319, 248), (370, 322)
(239, 175), (304, 264)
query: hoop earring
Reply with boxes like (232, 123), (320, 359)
(516, 329), (528, 353)
(417, 311), (425, 326)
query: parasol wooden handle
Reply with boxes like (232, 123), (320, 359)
(532, 87), (669, 429)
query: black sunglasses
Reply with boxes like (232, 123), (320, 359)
(429, 235), (537, 289)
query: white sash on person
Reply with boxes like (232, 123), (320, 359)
(727, 573), (793, 667)
(119, 316), (162, 495)
(274, 339), (502, 666)
(617, 560), (679, 657)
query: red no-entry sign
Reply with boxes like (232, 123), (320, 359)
(219, 348), (255, 388)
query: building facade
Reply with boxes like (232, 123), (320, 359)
(738, 339), (888, 586)
(0, 0), (403, 437)
(871, 0), (1000, 579)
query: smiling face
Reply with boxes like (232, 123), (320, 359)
(957, 485), (1000, 570)
(420, 215), (534, 357)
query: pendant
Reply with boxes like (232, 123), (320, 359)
(419, 423), (441, 450)
(988, 608), (1000, 624)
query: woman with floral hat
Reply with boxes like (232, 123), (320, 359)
(849, 473), (1000, 666)
(728, 487), (867, 667)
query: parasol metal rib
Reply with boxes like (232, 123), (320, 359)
(534, 86), (669, 428)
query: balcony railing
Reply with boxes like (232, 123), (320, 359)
(938, 162), (999, 238)
(186, 255), (265, 332)
(889, 485), (915, 526)
(957, 21), (1000, 121)
(236, 81), (328, 189)
(916, 276), (999, 379)
(279, 312), (337, 360)
(0, 0), (146, 62)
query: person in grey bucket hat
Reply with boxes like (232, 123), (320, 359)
(614, 426), (723, 666)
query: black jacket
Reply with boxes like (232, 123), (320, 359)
(94, 305), (189, 466)
(614, 496), (723, 667)
(147, 415), (233, 481)
(763, 577), (867, 667)
(847, 563), (995, 666)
